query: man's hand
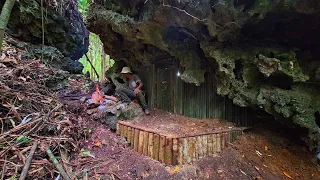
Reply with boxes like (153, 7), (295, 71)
(134, 88), (140, 95)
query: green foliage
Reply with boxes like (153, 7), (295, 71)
(16, 136), (30, 145)
(83, 128), (92, 133)
(78, 0), (90, 19)
(79, 33), (115, 81)
(80, 148), (95, 158)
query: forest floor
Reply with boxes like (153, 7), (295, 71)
(77, 109), (320, 180)
(0, 36), (319, 180)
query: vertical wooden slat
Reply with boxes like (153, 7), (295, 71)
(138, 131), (144, 153)
(116, 123), (120, 135)
(143, 132), (149, 156)
(153, 134), (160, 161)
(134, 129), (139, 151)
(148, 133), (154, 158)
(225, 133), (228, 148)
(197, 136), (203, 159)
(207, 135), (213, 156)
(172, 138), (179, 165)
(182, 138), (189, 163)
(127, 127), (132, 144)
(165, 138), (173, 165)
(123, 126), (128, 139)
(217, 133), (221, 152)
(212, 134), (217, 154)
(192, 137), (197, 161)
(130, 128), (135, 148)
(178, 138), (184, 165)
(188, 137), (196, 163)
(119, 125), (124, 137)
(195, 136), (200, 160)
(231, 131), (235, 142)
(221, 133), (226, 150)
(159, 136), (166, 163)
(202, 135), (208, 156)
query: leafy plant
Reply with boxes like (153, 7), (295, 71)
(79, 33), (115, 82)
(78, 0), (90, 19)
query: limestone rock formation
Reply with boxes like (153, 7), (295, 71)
(87, 0), (320, 149)
(1, 0), (89, 72)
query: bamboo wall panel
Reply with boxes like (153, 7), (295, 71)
(118, 121), (245, 165)
(138, 65), (255, 126)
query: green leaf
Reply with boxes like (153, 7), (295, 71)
(16, 136), (30, 145)
(84, 128), (92, 133)
(8, 178), (17, 180)
(80, 148), (94, 157)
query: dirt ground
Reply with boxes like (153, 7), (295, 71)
(77, 109), (320, 180)
(125, 109), (236, 137)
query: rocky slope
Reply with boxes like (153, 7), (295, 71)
(86, 0), (320, 149)
(1, 0), (89, 72)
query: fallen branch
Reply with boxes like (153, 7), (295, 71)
(19, 141), (38, 180)
(62, 157), (113, 167)
(0, 118), (42, 139)
(46, 148), (71, 180)
(1, 155), (6, 180)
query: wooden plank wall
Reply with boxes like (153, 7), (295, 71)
(138, 65), (255, 126)
(117, 123), (243, 165)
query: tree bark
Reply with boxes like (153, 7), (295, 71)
(0, 0), (16, 51)
(101, 52), (106, 82)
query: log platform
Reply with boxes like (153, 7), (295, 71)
(116, 109), (247, 165)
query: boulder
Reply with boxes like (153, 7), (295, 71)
(1, 0), (89, 72)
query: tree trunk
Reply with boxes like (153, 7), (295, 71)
(0, 0), (16, 51)
(101, 52), (106, 82)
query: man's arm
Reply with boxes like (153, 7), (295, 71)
(136, 80), (143, 90)
(134, 75), (143, 94)
(134, 80), (143, 94)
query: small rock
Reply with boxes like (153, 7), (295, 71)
(217, 169), (224, 173)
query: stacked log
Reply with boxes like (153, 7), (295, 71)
(117, 122), (245, 165)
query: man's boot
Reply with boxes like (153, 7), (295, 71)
(144, 109), (150, 115)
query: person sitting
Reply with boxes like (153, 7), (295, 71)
(116, 67), (150, 115)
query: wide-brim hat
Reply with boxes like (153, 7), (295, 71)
(121, 67), (132, 74)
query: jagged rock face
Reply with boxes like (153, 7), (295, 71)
(1, 0), (89, 72)
(87, 0), (320, 149)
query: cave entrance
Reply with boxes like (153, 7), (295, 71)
(78, 32), (115, 82)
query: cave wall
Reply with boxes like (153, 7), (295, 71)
(87, 0), (320, 149)
(1, 0), (89, 72)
